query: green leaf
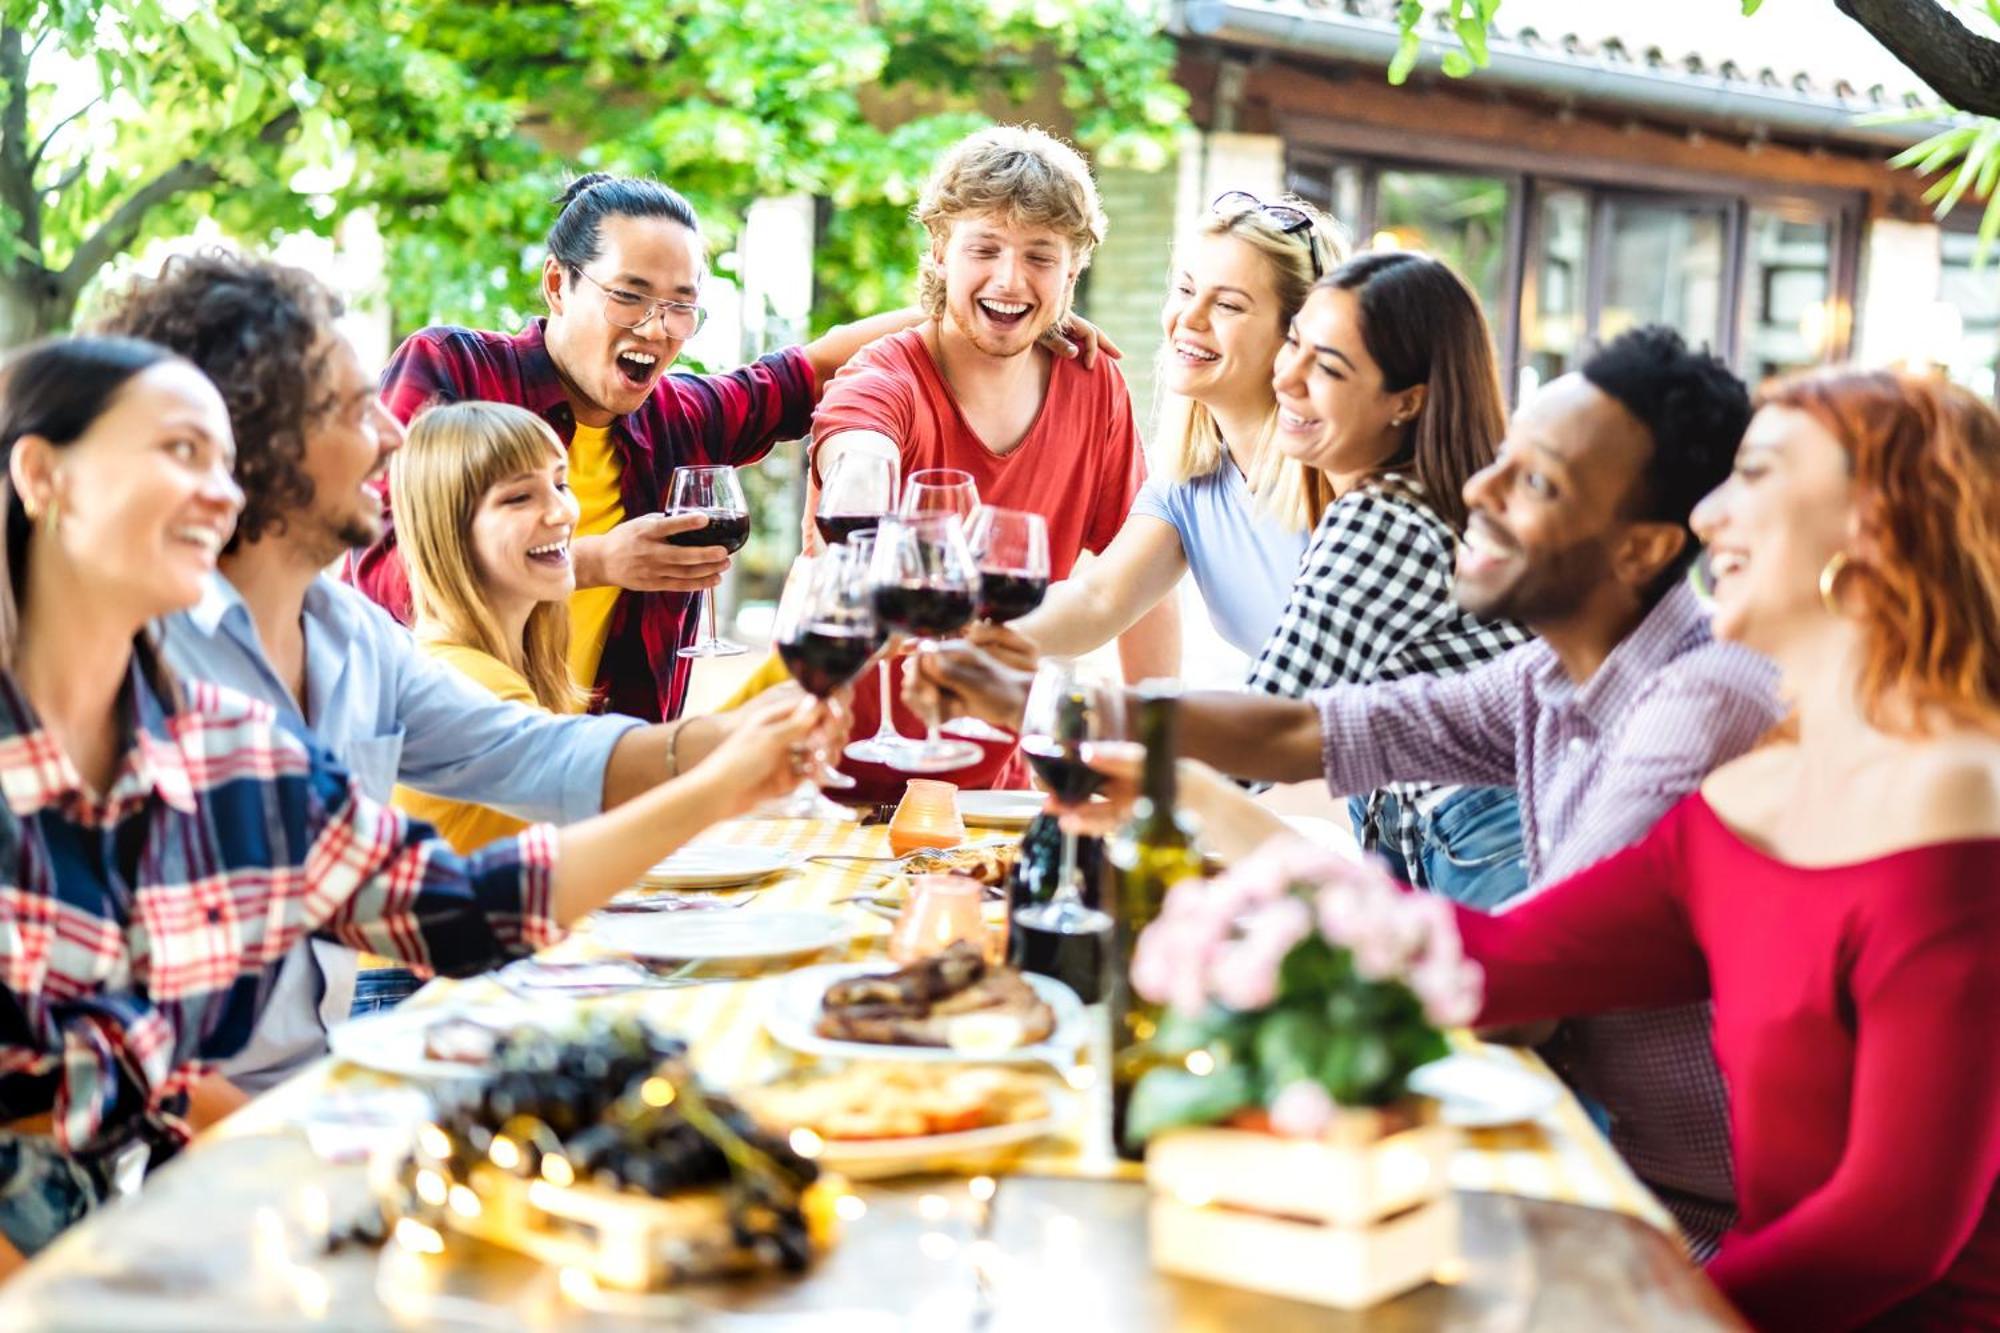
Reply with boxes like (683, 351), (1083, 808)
(1741, 0), (1764, 13)
(1123, 1065), (1258, 1148)
(1441, 50), (1474, 78)
(1978, 194), (2000, 269)
(1387, 30), (1421, 85)
(1254, 1006), (1332, 1089)
(1453, 17), (1488, 65)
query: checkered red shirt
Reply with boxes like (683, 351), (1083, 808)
(355, 319), (817, 721)
(0, 662), (559, 1164)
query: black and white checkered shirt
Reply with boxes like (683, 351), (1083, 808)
(1246, 474), (1530, 869)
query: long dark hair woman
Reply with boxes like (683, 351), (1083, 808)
(1249, 251), (1531, 909)
(0, 336), (817, 1265)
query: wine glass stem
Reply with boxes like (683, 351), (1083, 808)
(1056, 826), (1080, 906)
(919, 640), (944, 747)
(704, 585), (719, 646)
(871, 661), (898, 740)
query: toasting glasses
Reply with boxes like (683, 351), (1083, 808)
(866, 513), (983, 772)
(767, 537), (883, 819)
(667, 465), (751, 659)
(942, 506), (1050, 745)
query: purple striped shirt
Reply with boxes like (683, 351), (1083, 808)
(1314, 581), (1782, 1251)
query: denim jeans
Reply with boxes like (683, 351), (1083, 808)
(0, 1133), (109, 1257)
(349, 967), (424, 1017)
(1348, 786), (1530, 911)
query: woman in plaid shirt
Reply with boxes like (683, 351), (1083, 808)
(1252, 253), (1530, 907)
(0, 337), (820, 1264)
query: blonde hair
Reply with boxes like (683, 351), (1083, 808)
(394, 401), (590, 715)
(915, 125), (1107, 325)
(1154, 195), (1349, 535)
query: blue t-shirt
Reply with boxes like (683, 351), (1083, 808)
(1128, 462), (1310, 656)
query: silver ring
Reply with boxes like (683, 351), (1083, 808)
(789, 743), (811, 777)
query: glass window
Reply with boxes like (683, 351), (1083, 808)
(1599, 199), (1728, 352)
(1940, 231), (2000, 403)
(1520, 188), (1589, 398)
(1740, 210), (1837, 382)
(1373, 170), (1512, 322)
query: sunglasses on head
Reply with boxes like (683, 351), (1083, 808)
(1212, 190), (1325, 280)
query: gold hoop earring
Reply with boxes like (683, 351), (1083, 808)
(1818, 551), (1852, 616)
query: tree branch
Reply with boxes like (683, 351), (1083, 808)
(42, 157), (86, 199)
(28, 98), (100, 173)
(57, 106), (301, 301)
(1833, 0), (2000, 118)
(0, 23), (41, 252)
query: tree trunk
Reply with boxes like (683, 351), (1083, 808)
(0, 268), (70, 348)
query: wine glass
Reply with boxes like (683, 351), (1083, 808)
(767, 540), (881, 818)
(668, 465), (751, 659)
(816, 450), (898, 549)
(943, 506), (1050, 744)
(866, 513), (983, 772)
(1009, 658), (1124, 1005)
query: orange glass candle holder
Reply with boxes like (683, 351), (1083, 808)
(890, 874), (987, 964)
(887, 779), (966, 857)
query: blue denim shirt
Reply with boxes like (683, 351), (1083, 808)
(157, 573), (640, 1086)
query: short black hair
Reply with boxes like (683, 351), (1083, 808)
(1582, 323), (1750, 530)
(97, 250), (345, 550)
(546, 173), (699, 272)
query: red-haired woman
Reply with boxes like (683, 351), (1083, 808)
(1429, 369), (2000, 1329)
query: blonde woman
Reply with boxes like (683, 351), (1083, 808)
(1007, 192), (1345, 661)
(390, 401), (597, 849)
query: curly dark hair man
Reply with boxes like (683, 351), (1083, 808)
(95, 250), (365, 552)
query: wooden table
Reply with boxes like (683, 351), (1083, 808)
(0, 817), (1747, 1329)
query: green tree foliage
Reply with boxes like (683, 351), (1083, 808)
(0, 0), (1187, 345)
(1386, 0), (2000, 258)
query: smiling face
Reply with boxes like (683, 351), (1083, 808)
(18, 361), (242, 620)
(1160, 231), (1288, 415)
(1454, 374), (1670, 625)
(544, 212), (705, 422)
(1270, 287), (1420, 482)
(469, 444), (579, 619)
(936, 212), (1080, 359)
(1691, 405), (1856, 654)
(296, 333), (403, 563)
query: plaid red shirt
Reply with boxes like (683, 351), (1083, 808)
(357, 319), (817, 721)
(0, 660), (559, 1164)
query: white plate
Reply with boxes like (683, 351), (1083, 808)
(1406, 1052), (1561, 1128)
(956, 790), (1045, 830)
(590, 909), (850, 963)
(637, 846), (797, 890)
(327, 1004), (531, 1081)
(812, 1088), (1076, 1180)
(765, 962), (1085, 1066)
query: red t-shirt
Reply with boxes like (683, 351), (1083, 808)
(810, 328), (1145, 800)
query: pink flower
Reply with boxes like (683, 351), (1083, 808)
(1268, 1079), (1336, 1139)
(1209, 897), (1311, 1013)
(1410, 954), (1485, 1029)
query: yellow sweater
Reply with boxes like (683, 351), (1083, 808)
(392, 641), (550, 854)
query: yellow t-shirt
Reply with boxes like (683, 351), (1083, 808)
(392, 641), (546, 854)
(566, 421), (625, 691)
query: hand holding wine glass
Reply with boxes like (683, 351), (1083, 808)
(866, 513), (983, 772)
(942, 507), (1049, 743)
(667, 465), (751, 659)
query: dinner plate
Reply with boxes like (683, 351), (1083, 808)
(327, 1003), (530, 1081)
(1406, 1052), (1561, 1128)
(590, 909), (850, 963)
(956, 790), (1046, 830)
(764, 962), (1086, 1066)
(636, 845), (796, 890)
(812, 1088), (1077, 1180)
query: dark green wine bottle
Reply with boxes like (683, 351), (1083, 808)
(1108, 682), (1207, 1159)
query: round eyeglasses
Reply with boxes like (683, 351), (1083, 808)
(570, 267), (709, 338)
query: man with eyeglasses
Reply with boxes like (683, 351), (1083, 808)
(354, 174), (931, 723)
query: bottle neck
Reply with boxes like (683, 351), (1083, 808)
(1134, 696), (1179, 824)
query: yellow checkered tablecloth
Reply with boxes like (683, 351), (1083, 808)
(237, 816), (1676, 1238)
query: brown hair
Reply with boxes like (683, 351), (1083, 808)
(914, 125), (1106, 326)
(393, 402), (590, 715)
(1307, 251), (1506, 532)
(1758, 368), (2000, 734)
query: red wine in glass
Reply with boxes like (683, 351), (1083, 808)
(815, 512), (887, 547)
(667, 510), (750, 553)
(976, 570), (1049, 623)
(872, 584), (976, 639)
(776, 625), (877, 699)
(1020, 737), (1111, 805)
